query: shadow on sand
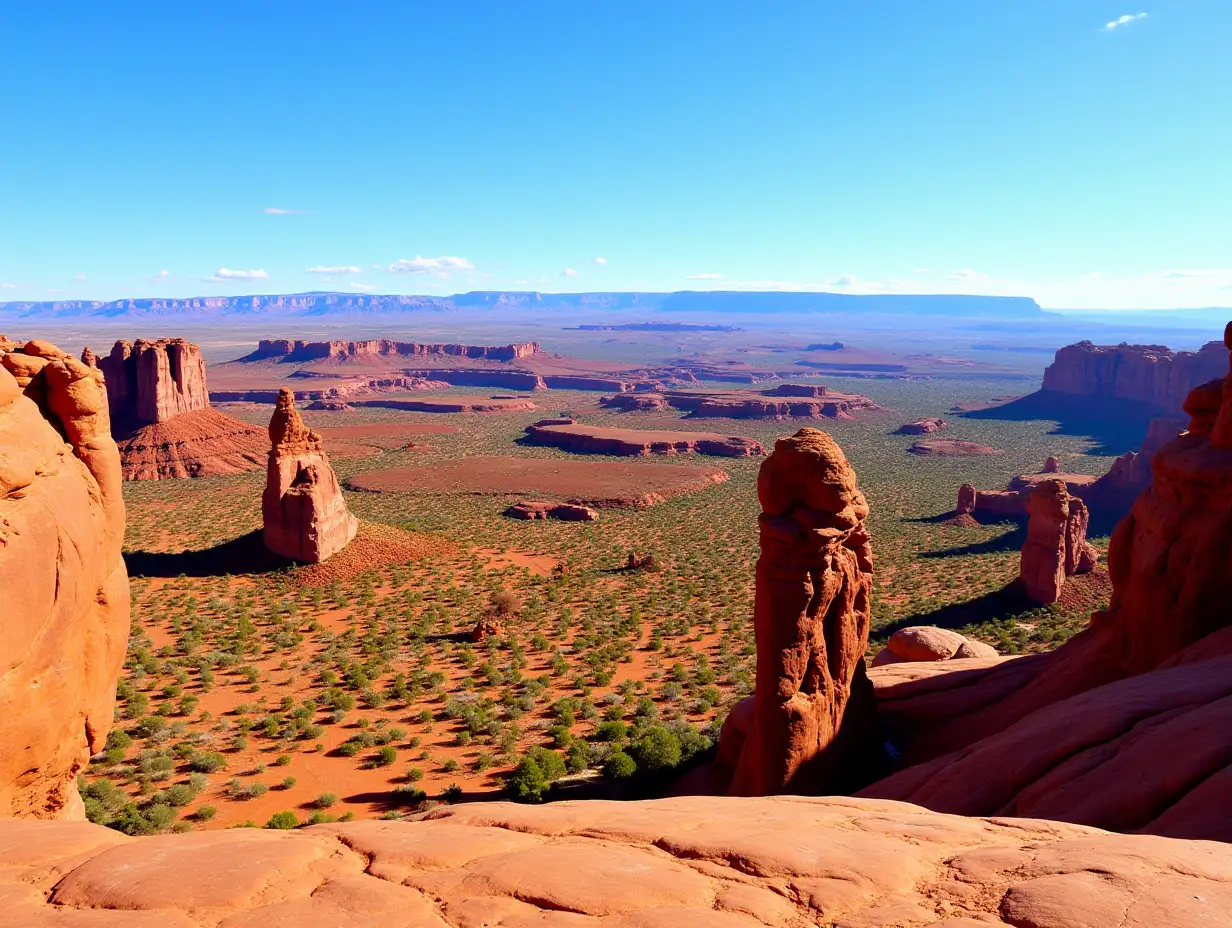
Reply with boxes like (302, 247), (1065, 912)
(877, 584), (1034, 637)
(960, 390), (1151, 456)
(124, 531), (292, 578)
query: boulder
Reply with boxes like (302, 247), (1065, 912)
(871, 628), (999, 667)
(504, 500), (599, 521)
(261, 388), (357, 563)
(722, 428), (879, 795)
(1043, 455), (1061, 473)
(0, 341), (129, 819)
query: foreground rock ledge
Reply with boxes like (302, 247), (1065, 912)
(2, 796), (1229, 927)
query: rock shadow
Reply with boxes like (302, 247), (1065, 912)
(124, 531), (291, 578)
(877, 584), (1034, 637)
(920, 525), (1026, 558)
(959, 390), (1151, 456)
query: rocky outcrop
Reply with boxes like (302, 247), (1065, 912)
(211, 376), (449, 404)
(361, 395), (537, 413)
(600, 392), (668, 411)
(1019, 478), (1097, 604)
(96, 338), (209, 425)
(719, 428), (878, 796)
(603, 386), (880, 420)
(262, 388), (357, 563)
(907, 439), (1002, 456)
(1040, 337), (1227, 416)
(0, 340), (129, 819)
(871, 627), (998, 666)
(243, 338), (541, 363)
(3, 798), (1231, 927)
(400, 368), (547, 391)
(862, 325), (1232, 837)
(763, 383), (829, 397)
(114, 408), (269, 480)
(523, 422), (764, 457)
(504, 500), (599, 521)
(896, 417), (948, 434)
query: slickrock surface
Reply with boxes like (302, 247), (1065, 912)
(0, 340), (129, 819)
(896, 417), (949, 435)
(262, 389), (357, 563)
(504, 500), (600, 521)
(96, 337), (209, 425)
(863, 326), (1232, 838)
(114, 408), (268, 480)
(719, 429), (879, 796)
(2, 797), (1230, 927)
(907, 439), (1002, 456)
(871, 627), (998, 667)
(1041, 337), (1227, 415)
(1018, 479), (1097, 604)
(524, 422), (764, 457)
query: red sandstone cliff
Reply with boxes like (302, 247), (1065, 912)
(0, 340), (129, 819)
(244, 338), (541, 363)
(96, 338), (209, 425)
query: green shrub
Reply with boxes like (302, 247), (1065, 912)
(314, 792), (338, 809)
(603, 750), (637, 779)
(266, 811), (299, 830)
(505, 757), (549, 803)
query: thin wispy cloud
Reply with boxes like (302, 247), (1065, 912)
(829, 274), (858, 287)
(73, 273), (87, 281)
(149, 269), (170, 281)
(686, 273), (723, 280)
(386, 256), (474, 274)
(947, 269), (990, 281)
(208, 267), (269, 281)
(1103, 12), (1147, 31)
(349, 281), (377, 292)
(263, 207), (309, 215)
(0, 282), (21, 290)
(592, 257), (607, 265)
(306, 265), (362, 275)
(560, 268), (578, 277)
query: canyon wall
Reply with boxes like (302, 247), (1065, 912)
(0, 340), (129, 819)
(1040, 338), (1226, 415)
(245, 338), (540, 363)
(95, 338), (209, 424)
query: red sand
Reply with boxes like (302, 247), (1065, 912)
(346, 455), (731, 508)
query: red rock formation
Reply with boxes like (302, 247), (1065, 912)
(896, 417), (948, 435)
(1043, 455), (1061, 472)
(244, 338), (541, 363)
(115, 408), (268, 480)
(262, 389), (357, 563)
(504, 500), (599, 521)
(862, 325), (1232, 838)
(209, 375), (449, 404)
(0, 340), (129, 819)
(764, 383), (828, 397)
(96, 338), (209, 425)
(541, 374), (631, 391)
(720, 428), (878, 795)
(871, 627), (998, 667)
(600, 392), (669, 411)
(1040, 337), (1227, 415)
(1019, 478), (1097, 604)
(400, 368), (547, 391)
(4, 798), (1230, 927)
(523, 422), (764, 457)
(907, 439), (1002, 456)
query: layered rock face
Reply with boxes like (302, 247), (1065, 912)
(262, 388), (357, 563)
(3, 797), (1230, 927)
(0, 340), (129, 819)
(600, 386), (880, 420)
(523, 422), (764, 457)
(1040, 337), (1226, 415)
(863, 325), (1232, 837)
(1018, 478), (1097, 604)
(720, 428), (878, 795)
(96, 338), (209, 424)
(244, 338), (541, 363)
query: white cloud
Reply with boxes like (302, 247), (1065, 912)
(592, 257), (607, 265)
(829, 274), (858, 287)
(947, 269), (990, 281)
(306, 265), (362, 275)
(263, 207), (308, 215)
(0, 282), (21, 290)
(212, 267), (269, 280)
(686, 273), (723, 280)
(149, 269), (170, 281)
(1157, 269), (1232, 279)
(561, 268), (578, 277)
(349, 281), (377, 292)
(73, 273), (87, 281)
(386, 255), (474, 274)
(1104, 12), (1147, 31)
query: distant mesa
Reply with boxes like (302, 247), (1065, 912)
(599, 383), (880, 420)
(305, 400), (353, 411)
(90, 338), (267, 480)
(895, 417), (948, 435)
(504, 500), (599, 521)
(804, 341), (845, 351)
(795, 359), (909, 374)
(240, 338), (541, 364)
(523, 421), (765, 457)
(347, 455), (731, 509)
(211, 376), (449, 405)
(262, 388), (357, 563)
(907, 439), (1002, 456)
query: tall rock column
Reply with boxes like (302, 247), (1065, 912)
(1019, 478), (1096, 604)
(726, 428), (878, 796)
(96, 338), (209, 425)
(0, 340), (129, 819)
(262, 388), (357, 563)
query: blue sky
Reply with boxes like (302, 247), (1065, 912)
(1, 1), (1229, 308)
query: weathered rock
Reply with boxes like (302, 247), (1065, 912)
(524, 422), (764, 457)
(262, 388), (357, 563)
(115, 408), (268, 480)
(871, 628), (999, 668)
(722, 428), (878, 795)
(97, 338), (209, 425)
(2, 798), (1230, 926)
(504, 500), (599, 521)
(469, 615), (504, 643)
(896, 417), (948, 435)
(1043, 455), (1061, 473)
(243, 338), (541, 363)
(0, 341), (129, 819)
(305, 400), (354, 411)
(1019, 478), (1097, 604)
(955, 483), (977, 515)
(908, 439), (1002, 456)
